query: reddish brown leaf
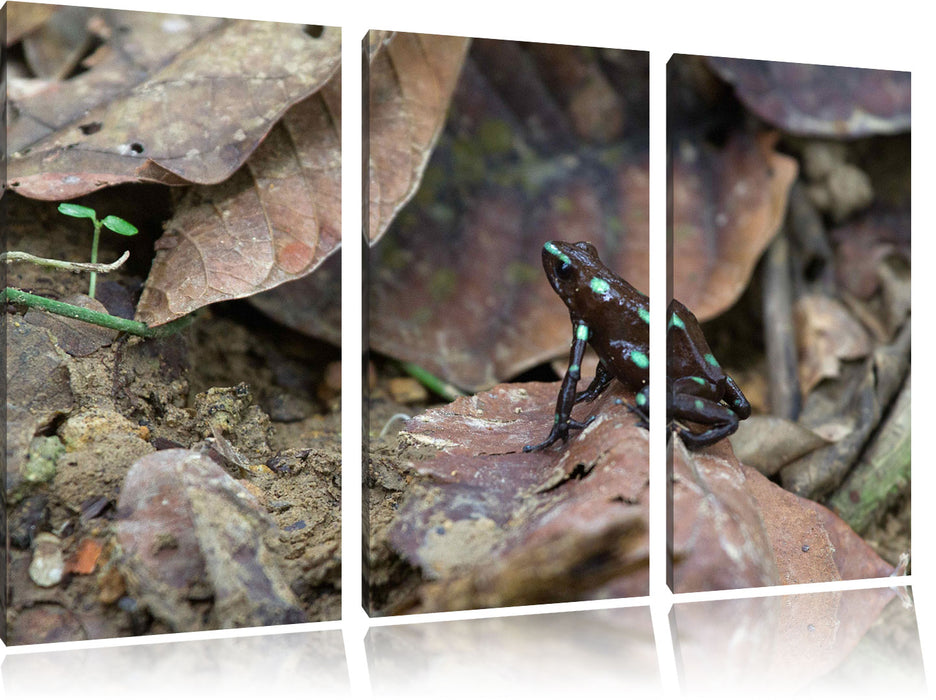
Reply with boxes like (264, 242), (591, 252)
(367, 32), (471, 244)
(389, 381), (649, 611)
(369, 41), (649, 390)
(9, 11), (340, 200)
(136, 81), (341, 325)
(671, 130), (797, 320)
(707, 57), (911, 138)
(671, 437), (895, 593)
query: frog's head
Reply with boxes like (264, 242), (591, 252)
(541, 240), (605, 301)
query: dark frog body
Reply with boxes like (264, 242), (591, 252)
(523, 240), (749, 452)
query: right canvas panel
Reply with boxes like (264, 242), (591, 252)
(666, 55), (910, 592)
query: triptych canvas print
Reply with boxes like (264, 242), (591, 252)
(1, 1), (920, 694)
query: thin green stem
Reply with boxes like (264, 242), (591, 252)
(89, 219), (102, 299)
(2, 287), (193, 338)
(399, 361), (465, 402)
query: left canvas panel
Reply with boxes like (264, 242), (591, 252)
(2, 3), (342, 644)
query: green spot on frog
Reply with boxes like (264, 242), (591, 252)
(590, 277), (610, 294)
(630, 350), (649, 369)
(638, 307), (650, 324)
(576, 323), (590, 341)
(669, 312), (685, 330)
(704, 353), (720, 367)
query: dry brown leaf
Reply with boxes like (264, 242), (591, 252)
(794, 294), (872, 395)
(9, 11), (340, 200)
(367, 32), (471, 245)
(136, 81), (341, 325)
(671, 131), (797, 320)
(671, 437), (894, 593)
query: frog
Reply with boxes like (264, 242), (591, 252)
(523, 240), (749, 452)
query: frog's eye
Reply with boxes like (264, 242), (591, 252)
(555, 259), (573, 279)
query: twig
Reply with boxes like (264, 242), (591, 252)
(0, 250), (131, 273)
(2, 287), (193, 338)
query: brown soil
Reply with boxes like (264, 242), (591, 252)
(4, 187), (340, 644)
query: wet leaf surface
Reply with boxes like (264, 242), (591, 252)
(707, 57), (911, 138)
(116, 449), (306, 631)
(369, 42), (649, 390)
(671, 438), (894, 594)
(367, 32), (471, 245)
(135, 81), (341, 325)
(671, 130), (797, 319)
(388, 381), (649, 611)
(9, 10), (340, 200)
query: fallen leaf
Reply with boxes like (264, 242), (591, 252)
(9, 11), (340, 200)
(780, 321), (910, 499)
(794, 294), (873, 395)
(135, 80), (341, 325)
(707, 57), (911, 138)
(671, 436), (896, 593)
(388, 380), (649, 611)
(671, 130), (797, 320)
(367, 32), (471, 245)
(730, 415), (831, 477)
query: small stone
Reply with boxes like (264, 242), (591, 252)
(388, 377), (429, 404)
(29, 532), (66, 587)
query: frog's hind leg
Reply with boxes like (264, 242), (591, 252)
(670, 394), (739, 449)
(575, 360), (613, 404)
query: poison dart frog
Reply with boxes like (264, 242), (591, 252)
(523, 240), (750, 452)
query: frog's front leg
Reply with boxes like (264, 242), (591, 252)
(524, 321), (594, 452)
(670, 391), (741, 449)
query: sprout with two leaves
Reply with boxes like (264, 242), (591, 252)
(57, 203), (139, 299)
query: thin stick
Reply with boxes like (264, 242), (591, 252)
(0, 250), (131, 274)
(2, 287), (193, 338)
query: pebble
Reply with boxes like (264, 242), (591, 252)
(29, 532), (66, 587)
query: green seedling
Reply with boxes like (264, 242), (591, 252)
(57, 203), (139, 299)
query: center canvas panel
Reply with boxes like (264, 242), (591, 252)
(364, 32), (650, 614)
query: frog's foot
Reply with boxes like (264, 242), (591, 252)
(523, 416), (595, 452)
(670, 394), (740, 449)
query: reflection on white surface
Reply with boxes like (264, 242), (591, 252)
(366, 606), (659, 698)
(672, 585), (926, 698)
(2, 629), (349, 699)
